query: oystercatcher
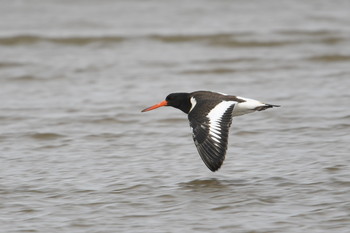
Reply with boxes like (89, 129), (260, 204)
(141, 91), (279, 172)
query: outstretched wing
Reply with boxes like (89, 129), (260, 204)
(188, 101), (236, 171)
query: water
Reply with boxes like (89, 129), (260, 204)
(1, 0), (350, 232)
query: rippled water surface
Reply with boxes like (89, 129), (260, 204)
(1, 0), (350, 232)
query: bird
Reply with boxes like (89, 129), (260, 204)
(141, 91), (280, 172)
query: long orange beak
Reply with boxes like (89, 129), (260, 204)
(141, 100), (168, 112)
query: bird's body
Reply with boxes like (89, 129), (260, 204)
(142, 91), (279, 172)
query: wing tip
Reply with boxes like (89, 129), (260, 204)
(208, 164), (222, 172)
(196, 142), (226, 172)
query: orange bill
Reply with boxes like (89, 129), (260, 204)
(141, 100), (168, 112)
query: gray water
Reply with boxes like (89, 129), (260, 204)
(1, 0), (350, 232)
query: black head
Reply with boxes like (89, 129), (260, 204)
(165, 93), (191, 113)
(141, 92), (191, 114)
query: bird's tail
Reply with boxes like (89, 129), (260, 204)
(255, 103), (280, 111)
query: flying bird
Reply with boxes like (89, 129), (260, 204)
(141, 91), (279, 172)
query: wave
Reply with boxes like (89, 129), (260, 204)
(28, 132), (66, 140)
(0, 62), (25, 68)
(0, 34), (126, 46)
(307, 54), (350, 62)
(0, 30), (346, 47)
(0, 32), (286, 47)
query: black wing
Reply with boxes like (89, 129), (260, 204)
(188, 101), (236, 171)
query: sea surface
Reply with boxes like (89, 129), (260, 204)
(1, 0), (350, 232)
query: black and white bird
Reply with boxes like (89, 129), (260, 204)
(141, 91), (280, 172)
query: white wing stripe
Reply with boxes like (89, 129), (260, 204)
(211, 136), (221, 143)
(207, 101), (236, 139)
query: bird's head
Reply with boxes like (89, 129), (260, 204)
(141, 92), (191, 114)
